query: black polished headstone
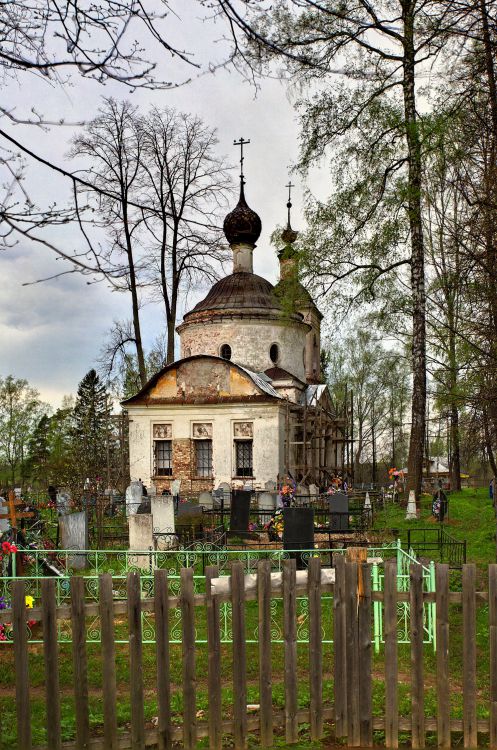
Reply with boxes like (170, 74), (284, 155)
(229, 490), (251, 532)
(283, 507), (315, 550)
(330, 491), (349, 532)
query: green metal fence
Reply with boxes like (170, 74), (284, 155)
(0, 540), (435, 648)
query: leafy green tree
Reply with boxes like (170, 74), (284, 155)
(0, 376), (45, 484)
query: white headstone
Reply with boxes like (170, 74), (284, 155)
(56, 492), (70, 516)
(171, 479), (181, 496)
(14, 487), (22, 499)
(264, 480), (277, 491)
(59, 511), (88, 569)
(0, 496), (10, 533)
(309, 483), (319, 497)
(405, 490), (417, 520)
(151, 496), (175, 550)
(128, 513), (154, 569)
(259, 492), (277, 512)
(199, 491), (213, 510)
(364, 492), (372, 511)
(218, 482), (231, 507)
(126, 481), (142, 517)
(296, 484), (310, 499)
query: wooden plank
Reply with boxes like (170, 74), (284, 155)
(71, 576), (90, 750)
(283, 558), (298, 743)
(345, 561), (360, 746)
(127, 572), (145, 750)
(462, 564), (477, 749)
(384, 558), (398, 749)
(410, 563), (425, 750)
(436, 564), (450, 749)
(41, 578), (62, 750)
(490, 565), (497, 750)
(181, 567), (197, 750)
(205, 566), (222, 750)
(257, 559), (273, 747)
(13, 580), (32, 750)
(99, 574), (118, 750)
(358, 562), (372, 747)
(308, 556), (323, 740)
(333, 554), (347, 738)
(154, 570), (172, 750)
(231, 561), (247, 749)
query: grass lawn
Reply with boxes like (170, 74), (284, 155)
(0, 487), (495, 748)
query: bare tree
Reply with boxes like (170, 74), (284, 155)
(70, 98), (231, 386)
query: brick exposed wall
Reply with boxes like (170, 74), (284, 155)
(153, 438), (215, 493)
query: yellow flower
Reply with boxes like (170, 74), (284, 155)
(25, 596), (34, 609)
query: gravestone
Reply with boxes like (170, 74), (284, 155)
(330, 491), (349, 532)
(264, 480), (277, 491)
(151, 495), (175, 550)
(128, 513), (154, 570)
(296, 484), (310, 500)
(126, 481), (142, 517)
(59, 511), (88, 570)
(259, 492), (277, 513)
(230, 490), (251, 533)
(218, 482), (231, 508)
(283, 507), (315, 569)
(406, 490), (417, 520)
(0, 496), (10, 533)
(199, 491), (213, 510)
(171, 479), (181, 497)
(177, 501), (202, 517)
(309, 483), (319, 498)
(56, 491), (70, 516)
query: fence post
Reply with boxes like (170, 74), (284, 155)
(283, 558), (298, 743)
(384, 558), (398, 749)
(205, 565), (222, 750)
(308, 556), (323, 740)
(127, 571), (145, 750)
(231, 561), (247, 749)
(410, 563), (425, 750)
(462, 564), (477, 749)
(257, 559), (273, 747)
(372, 563), (381, 654)
(181, 567), (197, 750)
(333, 554), (347, 738)
(71, 576), (90, 750)
(154, 569), (172, 750)
(13, 579), (31, 750)
(41, 578), (62, 750)
(489, 564), (497, 750)
(435, 564), (450, 749)
(345, 560), (360, 746)
(358, 562), (372, 747)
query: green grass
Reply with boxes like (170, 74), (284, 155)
(0, 487), (496, 747)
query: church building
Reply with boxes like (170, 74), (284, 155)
(123, 165), (345, 493)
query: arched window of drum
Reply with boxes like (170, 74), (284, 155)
(270, 343), (279, 364)
(220, 343), (232, 361)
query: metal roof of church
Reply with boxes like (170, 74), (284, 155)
(184, 271), (284, 318)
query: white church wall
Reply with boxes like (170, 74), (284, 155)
(127, 402), (284, 490)
(179, 318), (308, 382)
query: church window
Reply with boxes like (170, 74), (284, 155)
(235, 440), (253, 477)
(220, 344), (232, 360)
(154, 440), (172, 476)
(195, 439), (213, 477)
(270, 343), (279, 364)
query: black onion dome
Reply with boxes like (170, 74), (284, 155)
(186, 272), (281, 316)
(223, 185), (262, 246)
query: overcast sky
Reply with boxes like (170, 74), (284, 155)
(1, 2), (329, 408)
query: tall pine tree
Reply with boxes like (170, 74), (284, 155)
(72, 370), (108, 488)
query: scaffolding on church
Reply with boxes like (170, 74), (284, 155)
(283, 388), (353, 488)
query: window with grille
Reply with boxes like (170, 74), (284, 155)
(235, 440), (253, 477)
(154, 440), (172, 476)
(195, 439), (213, 477)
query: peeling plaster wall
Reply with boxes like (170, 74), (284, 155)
(127, 403), (284, 491)
(179, 318), (308, 382)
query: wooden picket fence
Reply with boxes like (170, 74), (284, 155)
(2, 558), (497, 749)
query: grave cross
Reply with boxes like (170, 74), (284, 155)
(0, 490), (34, 530)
